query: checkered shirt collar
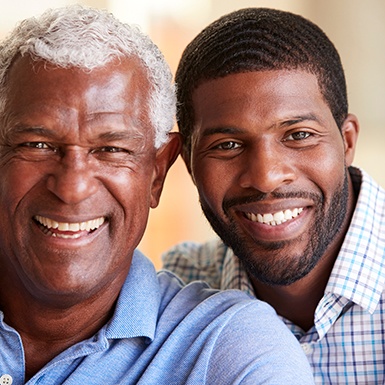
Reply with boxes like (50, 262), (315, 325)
(325, 167), (385, 313)
(221, 167), (385, 313)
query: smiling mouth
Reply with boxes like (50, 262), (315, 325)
(245, 207), (304, 226)
(34, 215), (105, 239)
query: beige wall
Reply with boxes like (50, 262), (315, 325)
(1, 0), (384, 268)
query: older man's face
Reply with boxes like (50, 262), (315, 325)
(0, 56), (177, 305)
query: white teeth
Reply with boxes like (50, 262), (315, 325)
(273, 211), (285, 222)
(246, 208), (303, 226)
(35, 215), (105, 234)
(284, 209), (293, 220)
(263, 213), (274, 224)
(58, 222), (69, 231)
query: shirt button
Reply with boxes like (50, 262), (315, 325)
(0, 375), (13, 385)
(301, 343), (312, 354)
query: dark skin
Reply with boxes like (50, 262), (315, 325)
(250, 223), (352, 331)
(0, 56), (180, 379)
(187, 70), (359, 331)
(4, 285), (119, 378)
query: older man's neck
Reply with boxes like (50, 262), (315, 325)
(0, 272), (125, 381)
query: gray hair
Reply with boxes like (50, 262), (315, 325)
(0, 5), (175, 148)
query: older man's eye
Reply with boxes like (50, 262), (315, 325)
(21, 142), (50, 149)
(100, 146), (124, 152)
(96, 146), (133, 154)
(90, 146), (134, 160)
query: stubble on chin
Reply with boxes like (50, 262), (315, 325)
(200, 171), (349, 286)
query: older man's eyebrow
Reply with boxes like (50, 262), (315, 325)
(7, 125), (144, 141)
(97, 130), (145, 142)
(6, 125), (57, 139)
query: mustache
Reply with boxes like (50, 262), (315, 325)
(223, 191), (323, 213)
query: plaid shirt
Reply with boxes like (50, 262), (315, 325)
(162, 167), (385, 384)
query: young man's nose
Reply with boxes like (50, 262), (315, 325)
(237, 140), (297, 193)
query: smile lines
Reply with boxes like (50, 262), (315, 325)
(245, 208), (303, 226)
(34, 215), (105, 238)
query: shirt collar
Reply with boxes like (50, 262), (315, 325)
(105, 249), (160, 341)
(326, 167), (385, 313)
(221, 167), (385, 314)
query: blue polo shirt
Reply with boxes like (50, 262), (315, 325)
(0, 250), (314, 384)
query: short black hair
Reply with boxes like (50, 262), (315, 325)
(176, 7), (348, 156)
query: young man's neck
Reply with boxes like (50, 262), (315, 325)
(251, 177), (358, 331)
(250, 253), (335, 332)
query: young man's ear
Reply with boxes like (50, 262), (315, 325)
(150, 132), (182, 208)
(341, 113), (360, 167)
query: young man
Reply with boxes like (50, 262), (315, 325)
(163, 7), (385, 384)
(0, 6), (314, 384)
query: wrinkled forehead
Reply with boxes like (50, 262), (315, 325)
(1, 55), (155, 144)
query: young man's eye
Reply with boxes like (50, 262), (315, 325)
(215, 141), (241, 150)
(285, 131), (311, 141)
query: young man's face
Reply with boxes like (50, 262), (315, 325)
(0, 56), (179, 305)
(188, 70), (358, 285)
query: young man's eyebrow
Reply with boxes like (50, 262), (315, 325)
(279, 113), (320, 127)
(200, 114), (321, 136)
(201, 126), (245, 137)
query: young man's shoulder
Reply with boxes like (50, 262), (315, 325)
(161, 238), (227, 285)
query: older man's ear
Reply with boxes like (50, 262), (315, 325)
(150, 132), (181, 208)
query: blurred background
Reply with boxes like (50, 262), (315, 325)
(1, 0), (384, 268)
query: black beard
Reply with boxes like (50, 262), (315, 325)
(200, 171), (349, 286)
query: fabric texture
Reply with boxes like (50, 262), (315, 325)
(162, 167), (385, 385)
(0, 250), (314, 384)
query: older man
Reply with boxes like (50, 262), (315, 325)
(163, 7), (385, 384)
(0, 5), (314, 385)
